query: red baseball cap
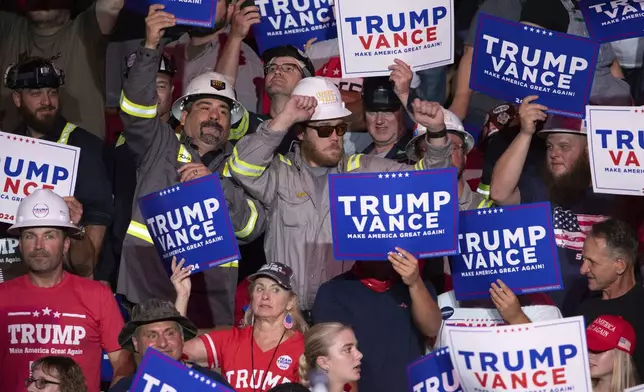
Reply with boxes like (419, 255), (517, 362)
(586, 315), (636, 356)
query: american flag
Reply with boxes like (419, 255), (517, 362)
(553, 207), (608, 251)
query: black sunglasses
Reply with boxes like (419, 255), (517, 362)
(308, 123), (348, 138)
(25, 377), (60, 389)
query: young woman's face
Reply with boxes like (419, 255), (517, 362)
(324, 329), (363, 382)
(589, 349), (615, 378)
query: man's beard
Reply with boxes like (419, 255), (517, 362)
(198, 120), (226, 148)
(301, 138), (343, 167)
(541, 153), (591, 208)
(20, 105), (59, 136)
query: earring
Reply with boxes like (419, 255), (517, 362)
(283, 311), (294, 329)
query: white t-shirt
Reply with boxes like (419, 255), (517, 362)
(433, 291), (563, 349)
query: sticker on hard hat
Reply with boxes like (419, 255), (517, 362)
(32, 204), (49, 219)
(493, 105), (510, 114)
(211, 80), (226, 91)
(316, 90), (338, 104)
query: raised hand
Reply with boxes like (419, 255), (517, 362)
(517, 95), (548, 136)
(411, 99), (445, 133)
(230, 0), (261, 40)
(145, 4), (176, 50)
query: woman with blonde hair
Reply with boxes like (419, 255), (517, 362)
(181, 262), (307, 392)
(26, 356), (88, 392)
(299, 322), (362, 392)
(586, 315), (639, 392)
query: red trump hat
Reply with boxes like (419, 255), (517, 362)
(586, 315), (636, 356)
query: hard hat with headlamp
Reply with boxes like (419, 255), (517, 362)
(4, 57), (65, 90)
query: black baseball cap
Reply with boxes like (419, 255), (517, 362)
(362, 76), (402, 112)
(248, 262), (294, 290)
(262, 45), (315, 77)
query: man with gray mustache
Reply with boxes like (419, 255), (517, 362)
(116, 5), (266, 329)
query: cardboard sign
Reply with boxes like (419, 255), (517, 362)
(328, 168), (459, 260)
(130, 348), (234, 392)
(450, 202), (562, 301)
(0, 131), (80, 224)
(138, 174), (241, 275)
(586, 105), (644, 196)
(579, 0), (644, 43)
(253, 0), (337, 54)
(446, 317), (592, 392)
(407, 347), (462, 392)
(126, 0), (218, 27)
(470, 13), (599, 118)
(335, 0), (454, 77)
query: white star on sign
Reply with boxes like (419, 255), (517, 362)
(158, 192), (163, 197)
(206, 380), (211, 385)
(333, 68), (340, 76)
(175, 186), (180, 192)
(477, 211), (481, 215)
(54, 311), (61, 318)
(200, 377), (205, 382)
(189, 371), (195, 377)
(535, 29), (540, 34)
(542, 30), (547, 35)
(398, 173), (403, 178)
(385, 174), (390, 178)
(530, 27), (534, 32)
(548, 32), (553, 36)
(378, 174), (383, 178)
(33, 311), (40, 317)
(390, 175), (397, 180)
(524, 26), (528, 30)
(499, 208), (504, 213)
(42, 307), (52, 316)
(404, 173), (410, 177)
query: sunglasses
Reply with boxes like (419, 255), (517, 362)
(308, 123), (348, 138)
(25, 377), (60, 389)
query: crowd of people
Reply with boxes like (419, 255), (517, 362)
(0, 0), (644, 391)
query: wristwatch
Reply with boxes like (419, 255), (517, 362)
(425, 127), (447, 139)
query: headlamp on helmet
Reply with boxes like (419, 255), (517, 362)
(5, 58), (65, 90)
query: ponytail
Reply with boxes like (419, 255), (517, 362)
(298, 353), (311, 386)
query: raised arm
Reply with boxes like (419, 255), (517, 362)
(120, 5), (177, 166)
(215, 0), (260, 84)
(489, 96), (547, 205)
(228, 96), (317, 205)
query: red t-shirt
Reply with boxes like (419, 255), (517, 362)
(200, 327), (304, 391)
(0, 273), (124, 392)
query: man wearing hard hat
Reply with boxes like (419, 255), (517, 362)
(228, 76), (460, 314)
(0, 189), (135, 392)
(116, 5), (266, 329)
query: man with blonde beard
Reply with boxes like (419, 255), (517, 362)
(490, 95), (626, 315)
(228, 76), (459, 319)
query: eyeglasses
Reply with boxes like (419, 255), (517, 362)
(308, 123), (348, 138)
(264, 63), (301, 75)
(25, 377), (60, 389)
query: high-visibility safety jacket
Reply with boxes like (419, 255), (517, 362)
(228, 122), (469, 308)
(116, 46), (265, 327)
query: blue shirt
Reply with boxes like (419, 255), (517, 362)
(312, 272), (436, 392)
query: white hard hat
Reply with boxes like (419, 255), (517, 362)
(7, 189), (79, 236)
(171, 72), (245, 124)
(291, 77), (352, 121)
(405, 107), (475, 161)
